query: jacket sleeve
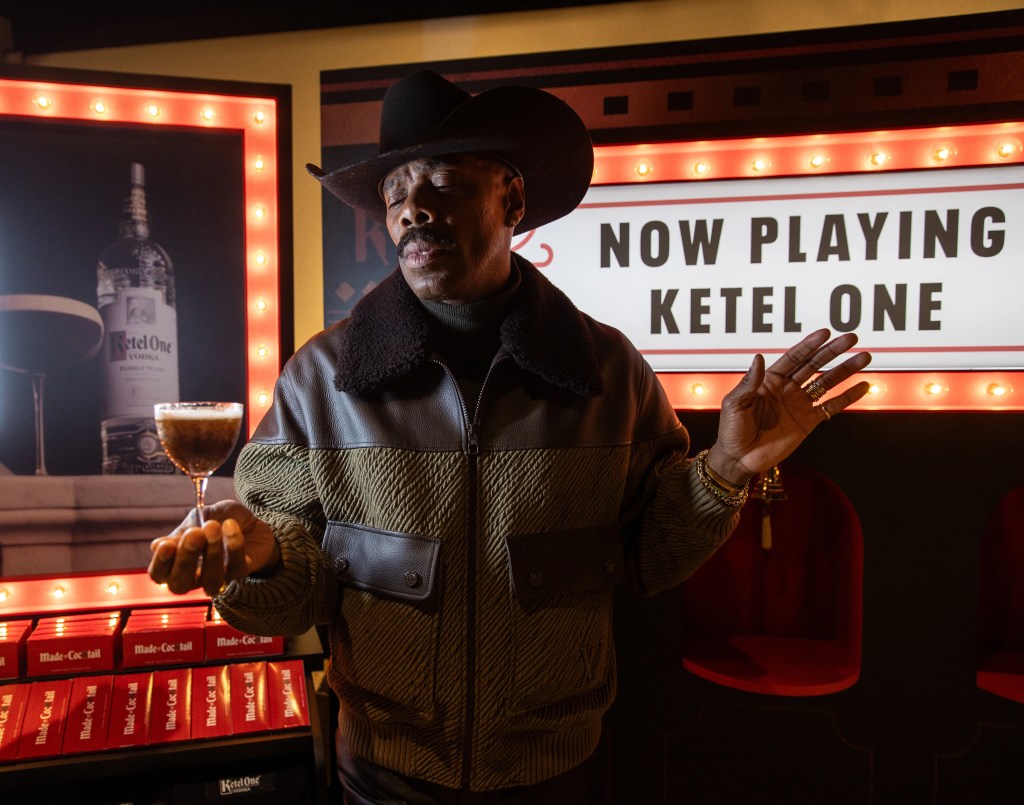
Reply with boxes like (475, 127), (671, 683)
(620, 360), (742, 597)
(213, 372), (338, 636)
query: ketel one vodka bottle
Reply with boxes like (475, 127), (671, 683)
(97, 162), (180, 474)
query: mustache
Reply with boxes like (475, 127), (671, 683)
(397, 226), (458, 257)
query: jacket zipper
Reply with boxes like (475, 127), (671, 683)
(433, 354), (507, 789)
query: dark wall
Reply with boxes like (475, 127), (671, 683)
(607, 409), (1024, 804)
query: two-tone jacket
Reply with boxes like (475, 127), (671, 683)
(217, 254), (740, 791)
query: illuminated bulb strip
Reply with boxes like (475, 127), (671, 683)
(591, 121), (1024, 186)
(655, 372), (1024, 412)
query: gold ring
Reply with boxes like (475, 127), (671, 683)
(216, 582), (228, 596)
(818, 405), (832, 422)
(803, 379), (827, 402)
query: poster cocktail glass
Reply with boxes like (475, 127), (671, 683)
(154, 402), (243, 525)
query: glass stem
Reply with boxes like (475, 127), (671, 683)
(31, 371), (47, 476)
(193, 475), (208, 526)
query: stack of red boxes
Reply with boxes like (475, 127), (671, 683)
(0, 604), (306, 764)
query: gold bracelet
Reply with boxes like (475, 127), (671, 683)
(694, 449), (749, 507)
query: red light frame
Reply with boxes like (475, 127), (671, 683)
(592, 123), (1024, 411)
(0, 75), (284, 434)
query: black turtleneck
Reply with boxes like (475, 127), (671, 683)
(418, 262), (521, 418)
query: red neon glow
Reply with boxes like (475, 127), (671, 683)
(0, 78), (281, 435)
(591, 123), (1024, 411)
(0, 569), (209, 617)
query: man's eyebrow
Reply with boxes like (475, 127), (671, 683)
(381, 158), (464, 196)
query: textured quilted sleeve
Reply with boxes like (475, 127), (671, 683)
(213, 373), (337, 636)
(620, 360), (742, 596)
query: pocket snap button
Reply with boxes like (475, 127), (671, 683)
(404, 571), (421, 588)
(336, 558), (349, 573)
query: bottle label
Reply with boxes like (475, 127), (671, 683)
(99, 286), (179, 474)
(100, 286), (180, 418)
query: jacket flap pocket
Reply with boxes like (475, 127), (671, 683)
(505, 526), (624, 601)
(323, 521), (440, 603)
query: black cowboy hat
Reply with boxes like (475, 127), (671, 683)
(306, 70), (594, 233)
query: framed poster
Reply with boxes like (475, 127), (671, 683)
(0, 65), (292, 476)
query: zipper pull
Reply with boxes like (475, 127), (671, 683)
(467, 423), (480, 455)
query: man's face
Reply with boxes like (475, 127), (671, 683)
(382, 154), (525, 304)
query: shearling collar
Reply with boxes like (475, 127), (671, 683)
(333, 254), (604, 398)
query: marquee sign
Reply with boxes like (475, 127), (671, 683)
(513, 123), (1024, 410)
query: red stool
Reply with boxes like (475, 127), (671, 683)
(977, 482), (1024, 703)
(681, 461), (863, 696)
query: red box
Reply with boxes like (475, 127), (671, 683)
(148, 668), (191, 744)
(190, 664), (232, 739)
(61, 675), (113, 756)
(129, 605), (209, 621)
(107, 672), (153, 749)
(122, 619), (205, 669)
(0, 621), (32, 681)
(16, 678), (73, 760)
(36, 612), (121, 628)
(0, 683), (32, 762)
(229, 661), (269, 734)
(267, 660), (309, 729)
(26, 627), (118, 677)
(204, 618), (284, 661)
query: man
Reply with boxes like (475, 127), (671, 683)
(150, 70), (871, 803)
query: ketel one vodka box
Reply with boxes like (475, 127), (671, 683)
(0, 620), (32, 681)
(16, 678), (73, 760)
(229, 661), (269, 734)
(191, 664), (232, 740)
(148, 668), (191, 744)
(0, 683), (32, 762)
(267, 660), (309, 730)
(107, 672), (153, 749)
(26, 613), (121, 677)
(205, 610), (284, 661)
(61, 675), (114, 756)
(121, 608), (205, 668)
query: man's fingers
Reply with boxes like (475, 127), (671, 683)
(163, 526), (207, 594)
(223, 518), (248, 582)
(199, 521), (226, 597)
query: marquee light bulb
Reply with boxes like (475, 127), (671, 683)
(91, 100), (108, 115)
(867, 381), (887, 396)
(253, 110), (266, 123)
(995, 138), (1022, 159)
(924, 382), (947, 396)
(0, 588), (10, 602)
(869, 150), (890, 167)
(256, 345), (268, 359)
(634, 161), (653, 178)
(254, 204), (267, 219)
(692, 160), (711, 177)
(145, 103), (161, 118)
(253, 155), (265, 171)
(808, 153), (828, 169)
(932, 144), (956, 162)
(987, 382), (1012, 397)
(691, 382), (709, 397)
(105, 581), (121, 595)
(255, 251), (268, 266)
(199, 106), (216, 122)
(51, 585), (68, 599)
(256, 391), (270, 405)
(255, 297), (268, 312)
(33, 95), (51, 109)
(751, 158), (771, 172)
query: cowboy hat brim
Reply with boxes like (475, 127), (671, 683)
(307, 84), (593, 233)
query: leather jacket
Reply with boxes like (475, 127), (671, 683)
(217, 255), (739, 791)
